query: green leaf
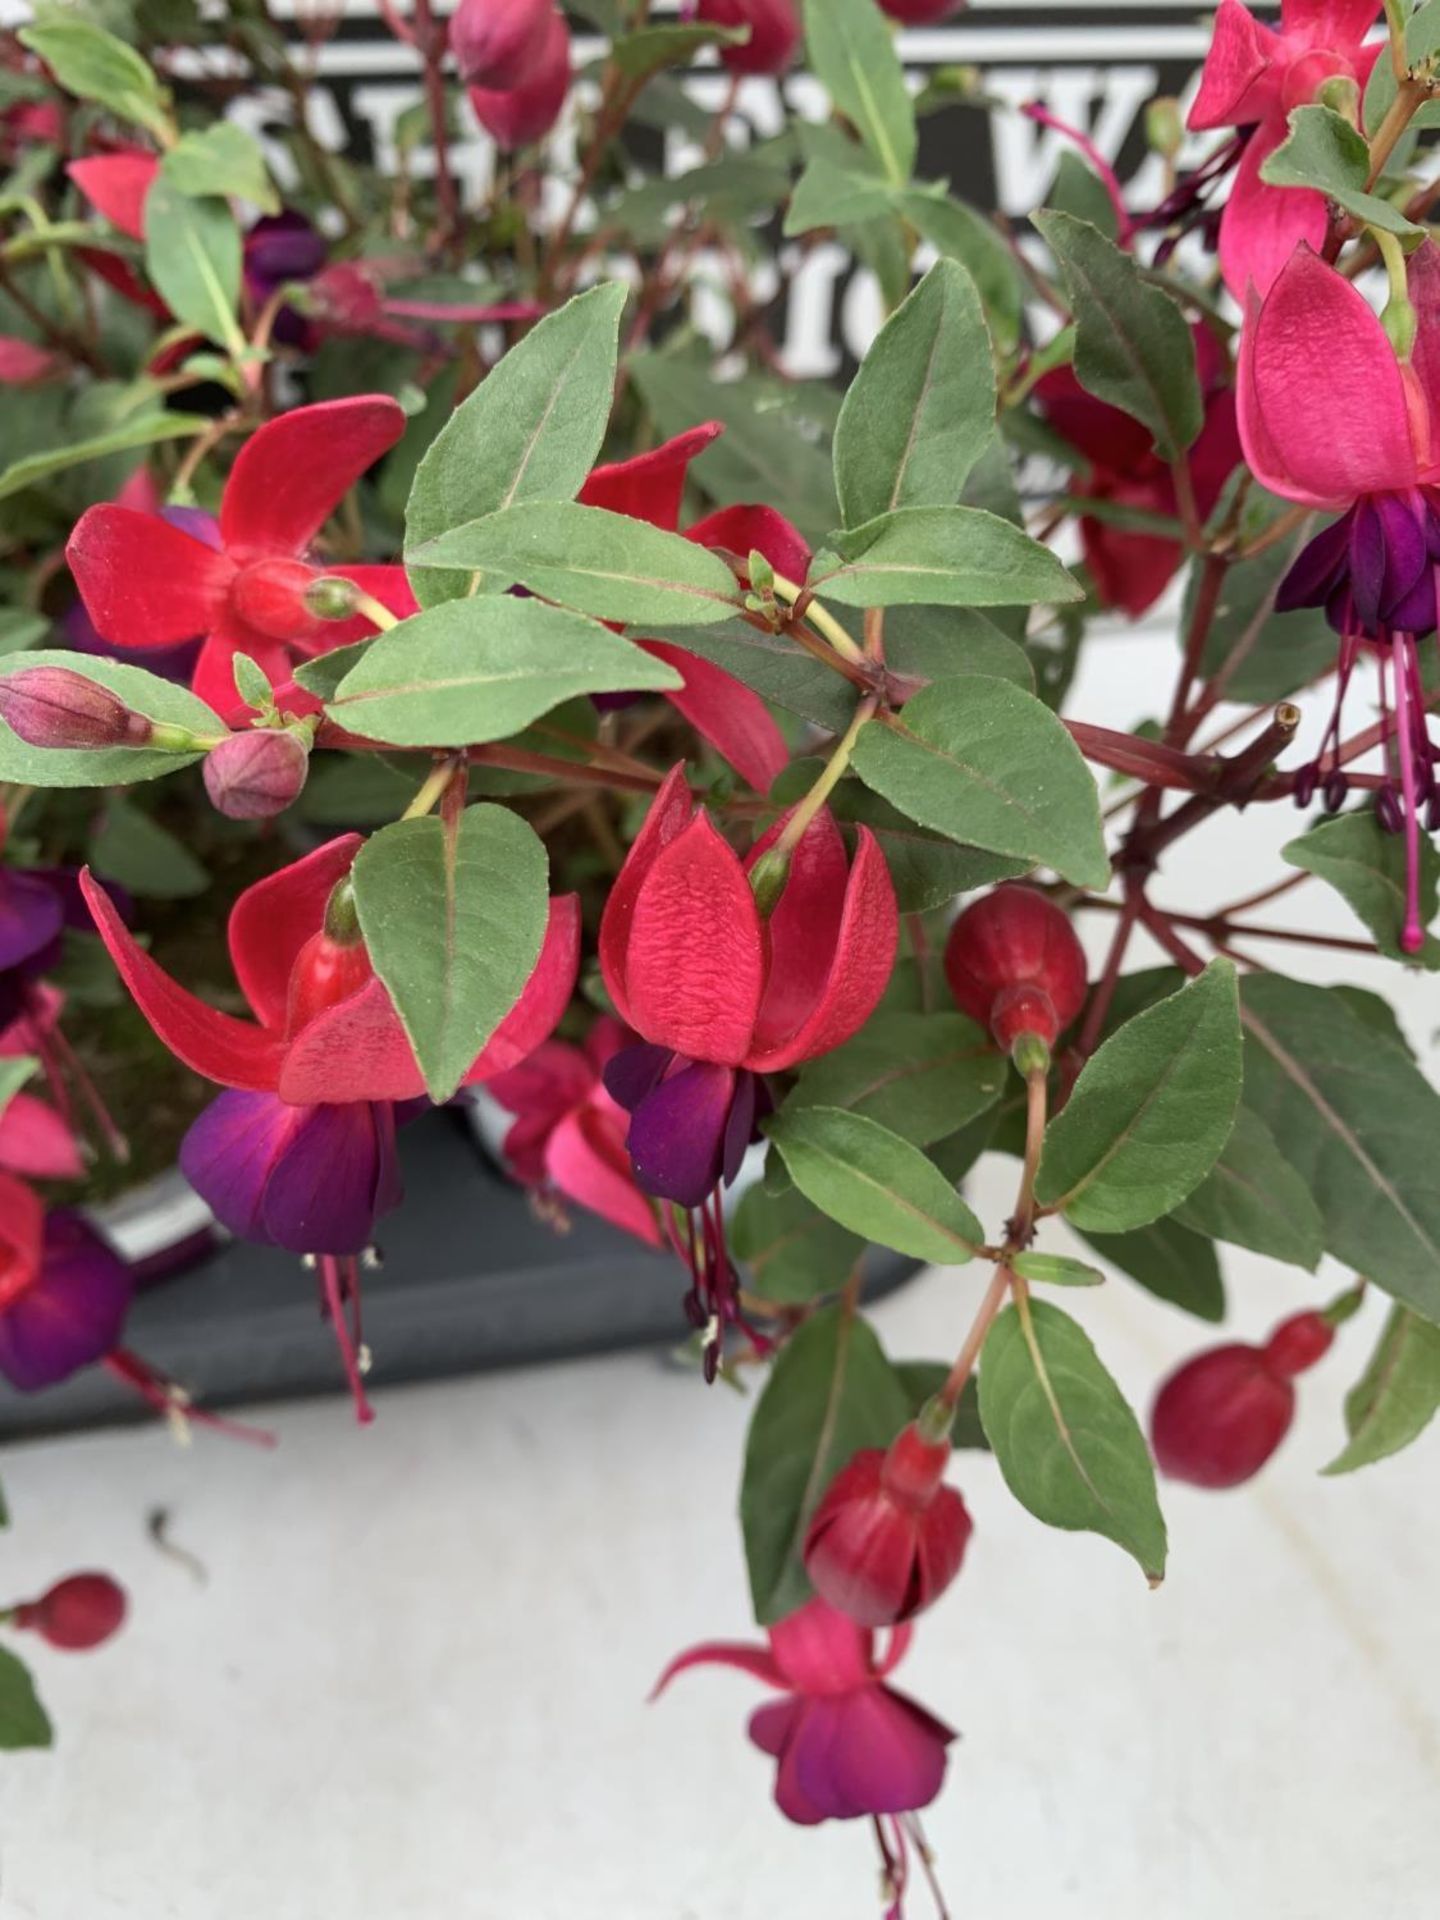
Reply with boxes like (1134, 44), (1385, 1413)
(849, 677), (1110, 889)
(1037, 960), (1243, 1232)
(1032, 209), (1201, 459)
(731, 1183), (865, 1306)
(324, 598), (681, 748)
(406, 283), (627, 607)
(143, 181), (244, 353)
(765, 1107), (983, 1265)
(1283, 811), (1440, 966)
(811, 505), (1082, 609)
(1263, 104), (1422, 237)
(834, 261), (996, 530)
(19, 17), (169, 140)
(0, 1646), (52, 1751)
(785, 150), (895, 234)
(91, 796), (210, 898)
(900, 189), (1024, 353)
(1324, 1306), (1440, 1474)
(1048, 150), (1121, 239)
(0, 651), (221, 786)
(979, 1297), (1168, 1582)
(1173, 1106), (1326, 1271)
(608, 21), (745, 78)
(642, 618), (857, 733)
(0, 411), (210, 505)
(786, 1010), (1004, 1146)
(161, 123), (278, 213)
(803, 0), (916, 187)
(894, 1361), (989, 1450)
(1241, 975), (1440, 1322)
(741, 1303), (912, 1623)
(1076, 1218), (1225, 1322)
(884, 603), (1035, 691)
(351, 804), (549, 1103)
(1011, 1252), (1105, 1288)
(0, 1056), (37, 1124)
(407, 501), (743, 626)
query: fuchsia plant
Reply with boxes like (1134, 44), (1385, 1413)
(4, 0), (1440, 1909)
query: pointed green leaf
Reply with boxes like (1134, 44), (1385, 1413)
(730, 1183), (865, 1306)
(1262, 103), (1422, 237)
(900, 189), (1025, 351)
(1011, 1252), (1106, 1288)
(19, 18), (168, 139)
(1283, 810), (1440, 967)
(143, 182), (244, 353)
(811, 505), (1082, 609)
(0, 1646), (52, 1750)
(1174, 1106), (1325, 1270)
(162, 123), (278, 213)
(1076, 1218), (1225, 1322)
(785, 1010), (1004, 1146)
(1325, 1306), (1440, 1474)
(0, 413), (211, 506)
(0, 1057), (36, 1124)
(803, 0), (916, 187)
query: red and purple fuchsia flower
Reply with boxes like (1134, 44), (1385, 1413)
(599, 766), (898, 1377)
(1238, 240), (1440, 952)
(79, 838), (580, 1422)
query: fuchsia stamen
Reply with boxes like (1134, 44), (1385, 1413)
(104, 1348), (276, 1447)
(1390, 632), (1427, 954)
(314, 1254), (374, 1426)
(1021, 102), (1132, 243)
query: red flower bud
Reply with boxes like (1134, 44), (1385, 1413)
(803, 1425), (974, 1627)
(467, 9), (571, 150)
(880, 0), (967, 21)
(13, 1572), (127, 1650)
(944, 885), (1087, 1050)
(0, 667), (152, 751)
(696, 0), (801, 75)
(1150, 1311), (1334, 1489)
(450, 0), (554, 88)
(203, 729), (310, 820)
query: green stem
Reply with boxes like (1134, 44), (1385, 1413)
(773, 696), (877, 856)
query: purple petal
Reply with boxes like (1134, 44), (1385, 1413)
(602, 1042), (674, 1114)
(1374, 492), (1429, 624)
(0, 872), (64, 972)
(775, 1689), (953, 1824)
(0, 1211), (133, 1391)
(243, 212), (327, 299)
(624, 1060), (736, 1207)
(1276, 511), (1351, 612)
(721, 1069), (759, 1188)
(1347, 499), (1388, 631)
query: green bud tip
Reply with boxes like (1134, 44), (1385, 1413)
(915, 1394), (957, 1447)
(1010, 1030), (1052, 1079)
(323, 875), (363, 945)
(748, 846), (791, 919)
(305, 574), (361, 622)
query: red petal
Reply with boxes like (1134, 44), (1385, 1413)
(279, 975), (424, 1103)
(1033, 365), (1154, 473)
(545, 1107), (662, 1245)
(624, 813), (765, 1065)
(746, 808), (849, 1054)
(227, 836), (363, 1030)
(650, 1639), (785, 1701)
(67, 505), (234, 652)
(0, 1172), (43, 1307)
(688, 503), (813, 585)
(79, 870), (283, 1091)
(220, 397), (407, 561)
(0, 1093), (84, 1181)
(745, 828), (897, 1073)
(190, 632), (296, 725)
(1217, 122), (1328, 300)
(579, 423), (724, 530)
(466, 894), (582, 1082)
(598, 765), (695, 1028)
(639, 640), (788, 793)
(1188, 0), (1282, 129)
(68, 152), (159, 241)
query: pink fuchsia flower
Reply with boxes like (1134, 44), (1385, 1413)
(1034, 325), (1241, 617)
(487, 1015), (661, 1246)
(579, 422), (805, 792)
(653, 1596), (956, 1826)
(1238, 241), (1440, 950)
(466, 7), (572, 150)
(1188, 0), (1382, 296)
(66, 398), (418, 725)
(9, 1571), (127, 1651)
(80, 837), (579, 1418)
(693, 0), (801, 75)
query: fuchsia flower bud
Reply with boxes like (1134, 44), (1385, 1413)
(879, 0), (967, 21)
(467, 9), (571, 150)
(450, 0), (554, 88)
(13, 1572), (127, 1651)
(943, 885), (1087, 1052)
(0, 667), (152, 751)
(803, 1423), (974, 1628)
(1150, 1310), (1335, 1489)
(203, 728), (310, 820)
(0, 336), (62, 386)
(695, 0), (801, 75)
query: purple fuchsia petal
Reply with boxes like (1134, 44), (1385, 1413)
(602, 1042), (674, 1113)
(1275, 508), (1354, 612)
(721, 1069), (759, 1187)
(0, 871), (65, 972)
(622, 1058), (737, 1207)
(824, 1685), (955, 1817)
(0, 1209), (133, 1391)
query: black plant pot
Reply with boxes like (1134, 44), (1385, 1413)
(0, 1110), (922, 1438)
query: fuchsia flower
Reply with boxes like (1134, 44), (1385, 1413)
(450, 0), (555, 88)
(10, 1571), (127, 1651)
(600, 767), (896, 1369)
(1151, 1310), (1333, 1488)
(66, 397), (417, 724)
(466, 7), (572, 150)
(694, 0), (801, 75)
(80, 837), (580, 1418)
(487, 1016), (661, 1246)
(1238, 241), (1440, 951)
(579, 422), (804, 792)
(1035, 326), (1241, 617)
(1189, 0), (1382, 296)
(654, 1597), (954, 1907)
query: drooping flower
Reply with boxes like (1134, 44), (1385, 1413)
(487, 1015), (661, 1246)
(80, 836), (579, 1418)
(579, 422), (807, 791)
(66, 398), (418, 724)
(8, 1571), (127, 1651)
(600, 767), (897, 1368)
(450, 0), (556, 88)
(466, 7), (572, 150)
(1035, 325), (1241, 616)
(1150, 1309), (1333, 1487)
(943, 884), (1088, 1052)
(1188, 0), (1381, 296)
(693, 0), (801, 75)
(654, 1596), (955, 1910)
(1238, 241), (1440, 952)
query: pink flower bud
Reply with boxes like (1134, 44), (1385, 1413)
(14, 1572), (127, 1651)
(944, 885), (1088, 1050)
(467, 9), (571, 150)
(450, 0), (554, 88)
(696, 0), (801, 75)
(1150, 1311), (1334, 1489)
(203, 729), (310, 820)
(879, 0), (967, 21)
(0, 667), (153, 750)
(803, 1424), (974, 1627)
